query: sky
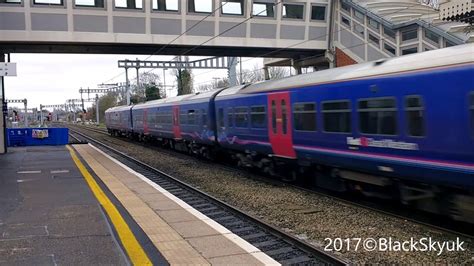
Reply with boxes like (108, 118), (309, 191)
(4, 53), (262, 111)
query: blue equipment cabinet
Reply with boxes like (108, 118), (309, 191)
(6, 128), (69, 146)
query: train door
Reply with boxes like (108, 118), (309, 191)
(172, 105), (182, 139)
(143, 109), (149, 135)
(267, 92), (296, 158)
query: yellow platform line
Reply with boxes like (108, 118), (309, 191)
(66, 145), (152, 265)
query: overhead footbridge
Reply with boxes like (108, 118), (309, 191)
(0, 0), (331, 58)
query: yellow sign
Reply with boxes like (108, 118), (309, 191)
(32, 129), (49, 139)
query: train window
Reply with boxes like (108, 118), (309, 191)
(293, 103), (316, 131)
(147, 113), (155, 124)
(405, 96), (425, 137)
(282, 100), (287, 134)
(161, 112), (168, 124)
(228, 107), (234, 127)
(358, 97), (397, 135)
(251, 106), (266, 128)
(271, 100), (277, 133)
(235, 107), (248, 128)
(180, 111), (187, 125)
(167, 111), (172, 124)
(218, 108), (224, 128)
(187, 110), (195, 125)
(322, 100), (351, 133)
(201, 109), (207, 127)
(470, 92), (474, 138)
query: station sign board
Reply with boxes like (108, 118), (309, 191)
(0, 63), (17, 77)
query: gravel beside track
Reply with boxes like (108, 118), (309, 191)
(70, 126), (474, 264)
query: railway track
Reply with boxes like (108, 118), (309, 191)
(68, 124), (474, 240)
(69, 128), (347, 265)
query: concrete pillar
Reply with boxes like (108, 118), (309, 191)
(40, 105), (44, 127)
(291, 59), (302, 75)
(23, 99), (28, 127)
(263, 66), (270, 80)
(0, 53), (6, 154)
(95, 94), (99, 125)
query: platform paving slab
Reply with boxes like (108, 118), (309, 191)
(0, 146), (127, 265)
(73, 144), (277, 266)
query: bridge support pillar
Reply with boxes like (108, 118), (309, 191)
(263, 66), (270, 80)
(291, 59), (302, 75)
(0, 53), (6, 154)
(95, 94), (99, 125)
(23, 99), (28, 127)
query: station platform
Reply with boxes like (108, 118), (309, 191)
(0, 144), (278, 265)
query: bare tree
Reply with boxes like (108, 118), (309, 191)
(90, 92), (118, 123)
(173, 56), (193, 95)
(236, 65), (290, 84)
(129, 71), (163, 103)
(268, 66), (290, 79)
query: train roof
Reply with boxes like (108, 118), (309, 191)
(131, 89), (225, 110)
(220, 43), (474, 96)
(105, 105), (132, 113)
(179, 88), (226, 104)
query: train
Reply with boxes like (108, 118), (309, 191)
(106, 43), (474, 222)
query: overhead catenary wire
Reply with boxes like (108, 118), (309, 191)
(195, 20), (453, 88)
(102, 1), (231, 84)
(105, 1), (456, 90)
(193, 2), (452, 84)
(138, 0), (285, 78)
(107, 1), (418, 84)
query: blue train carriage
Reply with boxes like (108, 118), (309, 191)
(131, 98), (167, 141)
(214, 84), (277, 170)
(163, 89), (222, 158)
(216, 43), (474, 221)
(130, 95), (194, 143)
(105, 105), (133, 137)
